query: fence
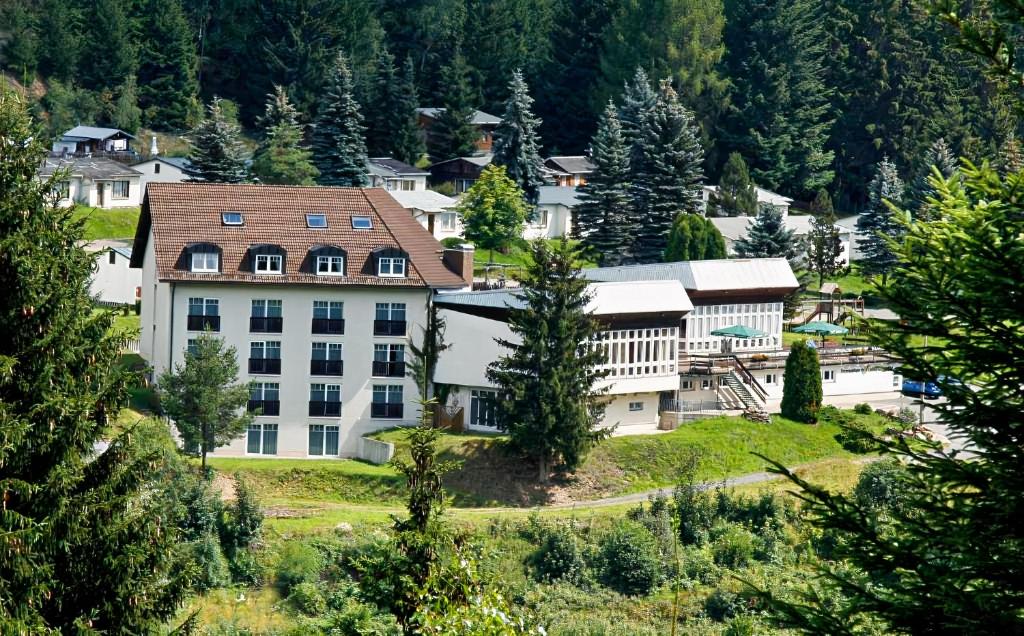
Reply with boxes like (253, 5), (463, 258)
(357, 437), (395, 465)
(122, 338), (141, 353)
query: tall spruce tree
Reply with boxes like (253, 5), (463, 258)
(78, 0), (137, 92)
(137, 0), (200, 130)
(251, 86), (318, 185)
(393, 57), (427, 165)
(856, 156), (907, 282)
(734, 204), (799, 260)
(630, 80), (705, 263)
(617, 67), (657, 152)
(36, 0), (81, 84)
(574, 102), (632, 265)
(710, 152), (758, 216)
(779, 340), (822, 423)
(365, 47), (400, 157)
(908, 137), (958, 222)
(433, 50), (481, 160)
(185, 96), (250, 183)
(0, 90), (189, 632)
(311, 53), (369, 187)
(492, 70), (547, 203)
(487, 239), (610, 483)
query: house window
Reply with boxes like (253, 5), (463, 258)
(56, 181), (70, 200)
(351, 216), (373, 229)
(312, 300), (345, 334)
(373, 343), (406, 377)
(112, 180), (130, 199)
(628, 401), (644, 412)
(378, 257), (406, 277)
(154, 163), (161, 174)
(248, 341), (282, 374)
(765, 374), (777, 385)
(316, 255), (344, 276)
(823, 369), (836, 382)
(247, 382), (280, 416)
(187, 297), (219, 331)
(309, 383), (342, 417)
(311, 342), (343, 376)
(700, 379), (712, 391)
(186, 339), (198, 356)
(439, 212), (457, 230)
(680, 380), (693, 391)
(250, 299), (283, 333)
(255, 254), (283, 274)
(109, 251), (117, 265)
(191, 251), (219, 273)
(308, 424), (340, 456)
(532, 209), (549, 228)
(247, 423), (278, 455)
(222, 212), (244, 226)
(306, 213), (328, 228)
(372, 385), (404, 418)
(374, 302), (407, 336)
(470, 389), (497, 427)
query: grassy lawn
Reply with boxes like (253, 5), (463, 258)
(468, 239), (597, 276)
(72, 205), (140, 240)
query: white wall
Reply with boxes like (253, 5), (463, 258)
(434, 310), (508, 389)
(683, 302), (784, 354)
(67, 177), (141, 209)
(90, 250), (141, 305)
(134, 160), (187, 196)
(602, 393), (661, 429)
(523, 204), (572, 240)
(413, 210), (464, 242)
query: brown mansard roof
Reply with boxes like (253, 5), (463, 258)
(131, 183), (467, 289)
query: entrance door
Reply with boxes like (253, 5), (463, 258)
(96, 182), (105, 208)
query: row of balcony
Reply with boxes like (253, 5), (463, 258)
(246, 399), (403, 419)
(246, 358), (404, 377)
(188, 315), (407, 336)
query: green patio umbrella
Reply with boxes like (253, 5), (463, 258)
(710, 324), (769, 339)
(792, 320), (849, 345)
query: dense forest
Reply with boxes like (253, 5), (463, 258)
(0, 0), (1013, 208)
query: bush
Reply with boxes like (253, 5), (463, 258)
(598, 520), (663, 596)
(854, 458), (911, 514)
(228, 546), (265, 586)
(528, 524), (587, 584)
(289, 581), (327, 615)
(674, 483), (717, 546)
(705, 588), (744, 621)
(627, 494), (676, 560)
(853, 402), (873, 415)
(780, 340), (823, 423)
(276, 542), (323, 593)
(221, 476), (263, 554)
(680, 546), (722, 585)
(835, 419), (877, 453)
(710, 522), (755, 569)
(190, 531), (230, 591)
(441, 236), (465, 248)
(895, 407), (918, 427)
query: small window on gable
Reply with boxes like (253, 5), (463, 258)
(255, 254), (283, 274)
(317, 255), (344, 275)
(191, 251), (219, 273)
(222, 212), (244, 226)
(378, 256), (406, 277)
(306, 213), (327, 228)
(352, 216), (373, 230)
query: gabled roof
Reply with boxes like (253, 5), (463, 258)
(544, 156), (595, 174)
(537, 185), (582, 207)
(703, 185), (793, 206)
(387, 189), (458, 213)
(416, 107), (501, 126)
(366, 157), (429, 177)
(428, 153), (494, 170)
(60, 125), (136, 141)
(133, 156), (191, 171)
(583, 258), (798, 295)
(81, 238), (133, 259)
(130, 183), (466, 289)
(39, 157), (142, 180)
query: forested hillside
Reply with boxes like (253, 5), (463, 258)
(0, 0), (1010, 208)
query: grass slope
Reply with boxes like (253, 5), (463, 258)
(73, 206), (140, 240)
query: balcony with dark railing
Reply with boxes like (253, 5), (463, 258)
(373, 319), (406, 336)
(248, 357), (281, 374)
(308, 400), (342, 417)
(311, 318), (345, 335)
(247, 399), (280, 416)
(310, 359), (344, 376)
(372, 360), (406, 377)
(371, 402), (404, 418)
(187, 314), (220, 331)
(249, 316), (283, 333)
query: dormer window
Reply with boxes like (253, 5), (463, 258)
(317, 255), (344, 275)
(352, 216), (373, 230)
(192, 251), (219, 273)
(255, 254), (283, 274)
(222, 212), (244, 226)
(378, 256), (406, 277)
(306, 213), (327, 228)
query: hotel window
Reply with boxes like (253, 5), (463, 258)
(306, 213), (328, 228)
(186, 339), (198, 356)
(187, 297), (219, 331)
(317, 255), (344, 275)
(378, 256), (406, 277)
(250, 299), (283, 333)
(247, 423), (278, 455)
(247, 382), (280, 416)
(374, 302), (407, 336)
(222, 212), (244, 225)
(373, 344), (406, 377)
(248, 341), (281, 375)
(628, 401), (644, 412)
(191, 251), (219, 273)
(351, 216), (373, 229)
(255, 253), (283, 274)
(470, 389), (498, 427)
(372, 385), (404, 418)
(312, 300), (345, 334)
(823, 369), (836, 382)
(112, 180), (130, 199)
(308, 424), (340, 456)
(309, 383), (342, 417)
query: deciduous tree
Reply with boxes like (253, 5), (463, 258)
(456, 164), (530, 260)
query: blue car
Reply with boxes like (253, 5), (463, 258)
(901, 379), (942, 399)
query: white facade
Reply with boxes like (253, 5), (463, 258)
(524, 202), (573, 240)
(85, 240), (141, 305)
(701, 185), (793, 217)
(133, 158), (189, 196)
(682, 301), (785, 354)
(387, 189), (463, 242)
(52, 174), (141, 209)
(709, 215), (853, 266)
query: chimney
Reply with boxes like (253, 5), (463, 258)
(150, 135), (159, 157)
(442, 243), (474, 286)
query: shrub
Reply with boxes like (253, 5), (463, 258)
(835, 419), (877, 453)
(853, 402), (873, 415)
(221, 476), (264, 553)
(680, 546), (722, 585)
(289, 581), (327, 615)
(276, 542), (323, 593)
(705, 588), (744, 621)
(627, 494), (676, 560)
(228, 546), (265, 586)
(723, 615), (758, 636)
(710, 522), (756, 569)
(441, 236), (465, 248)
(854, 457), (911, 514)
(895, 407), (918, 427)
(598, 520), (663, 596)
(781, 340), (823, 423)
(674, 482), (717, 546)
(190, 531), (230, 591)
(528, 524), (587, 584)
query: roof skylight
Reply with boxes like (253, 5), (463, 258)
(351, 216), (373, 230)
(222, 211), (244, 226)
(306, 213), (328, 228)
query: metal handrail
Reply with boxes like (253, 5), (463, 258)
(730, 355), (769, 403)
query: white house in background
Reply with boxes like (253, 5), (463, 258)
(527, 186), (579, 239)
(834, 215), (865, 261)
(366, 157), (430, 191)
(83, 239), (141, 305)
(39, 157), (142, 209)
(387, 189), (462, 241)
(132, 182), (472, 458)
(51, 125), (137, 160)
(709, 215), (854, 266)
(701, 185), (793, 217)
(544, 156), (595, 187)
(132, 156), (191, 195)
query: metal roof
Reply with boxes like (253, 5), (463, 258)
(387, 189), (458, 213)
(61, 125), (136, 141)
(583, 258), (798, 292)
(435, 280), (692, 315)
(415, 108), (502, 125)
(537, 185), (582, 207)
(39, 157), (142, 179)
(366, 157), (429, 177)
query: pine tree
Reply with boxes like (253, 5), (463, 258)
(856, 156), (907, 282)
(574, 102), (632, 265)
(908, 137), (958, 222)
(0, 89), (189, 632)
(111, 75), (142, 134)
(492, 70), (547, 203)
(311, 53), (369, 187)
(251, 86), (318, 185)
(365, 47), (400, 157)
(665, 214), (727, 261)
(780, 340), (822, 423)
(0, 1), (39, 81)
(807, 193), (844, 287)
(36, 0), (81, 84)
(433, 50), (482, 160)
(137, 0), (200, 130)
(617, 67), (657, 151)
(79, 0), (137, 92)
(734, 203), (799, 260)
(456, 164), (530, 260)
(393, 57), (427, 166)
(710, 152), (757, 216)
(159, 332), (253, 470)
(630, 81), (705, 264)
(487, 239), (611, 482)
(998, 135), (1024, 175)
(185, 97), (250, 183)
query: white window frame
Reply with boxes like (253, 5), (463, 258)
(378, 257), (406, 278)
(681, 380), (693, 391)
(701, 378), (713, 390)
(308, 424), (340, 456)
(823, 369), (836, 382)
(439, 212), (457, 230)
(316, 255), (344, 276)
(532, 208), (550, 228)
(191, 251), (219, 273)
(470, 389), (498, 428)
(246, 422), (278, 455)
(112, 180), (130, 199)
(628, 401), (644, 412)
(255, 254), (283, 274)
(351, 216), (373, 229)
(306, 213), (328, 228)
(764, 374), (777, 385)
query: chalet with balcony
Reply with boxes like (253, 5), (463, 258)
(544, 156), (595, 187)
(51, 126), (139, 163)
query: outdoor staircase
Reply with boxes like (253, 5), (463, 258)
(724, 369), (771, 423)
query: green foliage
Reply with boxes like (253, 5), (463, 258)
(853, 402), (873, 415)
(705, 587), (747, 621)
(290, 581), (328, 616)
(598, 520), (663, 596)
(78, 0), (137, 92)
(574, 102), (632, 265)
(189, 531), (231, 592)
(185, 97), (250, 183)
(780, 340), (822, 423)
(222, 476), (264, 555)
(158, 331), (253, 468)
(251, 86), (318, 185)
(493, 70), (547, 202)
(457, 164), (530, 255)
(136, 0), (199, 129)
(806, 206), (844, 287)
(908, 137), (958, 222)
(528, 524), (588, 585)
(826, 407), (876, 454)
(311, 53), (369, 187)
(710, 522), (756, 569)
(111, 75), (142, 134)
(276, 542), (324, 593)
(665, 213), (727, 261)
(487, 239), (611, 481)
(433, 50), (482, 160)
(407, 303), (449, 400)
(711, 152), (758, 216)
(852, 458), (911, 515)
(734, 204), (798, 260)
(856, 156), (907, 281)
(393, 58), (427, 166)
(0, 90), (188, 632)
